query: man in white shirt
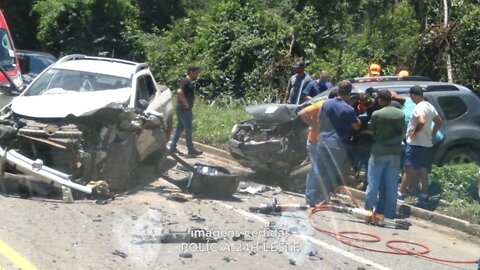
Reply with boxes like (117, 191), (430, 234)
(405, 85), (443, 204)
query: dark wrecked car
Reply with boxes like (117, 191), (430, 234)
(229, 102), (310, 176)
(0, 54), (174, 195)
(228, 76), (480, 178)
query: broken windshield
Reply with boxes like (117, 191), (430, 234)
(0, 29), (15, 70)
(24, 68), (132, 96)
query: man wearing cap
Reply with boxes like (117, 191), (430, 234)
(283, 61), (312, 104)
(404, 85), (443, 204)
(302, 70), (333, 100)
(364, 90), (405, 219)
(367, 64), (381, 77)
(316, 80), (361, 201)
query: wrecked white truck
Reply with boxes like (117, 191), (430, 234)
(0, 55), (173, 195)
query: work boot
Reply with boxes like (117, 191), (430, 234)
(187, 149), (203, 157)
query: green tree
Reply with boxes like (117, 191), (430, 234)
(133, 0), (186, 33)
(32, 0), (141, 59)
(0, 0), (39, 50)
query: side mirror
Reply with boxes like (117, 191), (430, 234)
(18, 55), (30, 75)
(137, 99), (149, 111)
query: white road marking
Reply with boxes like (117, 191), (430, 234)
(218, 202), (393, 270)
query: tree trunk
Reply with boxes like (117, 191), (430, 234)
(444, 0), (453, 83)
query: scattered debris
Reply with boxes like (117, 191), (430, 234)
(222, 257), (231, 262)
(166, 192), (193, 202)
(112, 250), (128, 259)
(87, 181), (113, 200)
(168, 152), (239, 197)
(289, 259), (296, 265)
(249, 198), (308, 214)
(95, 199), (109, 205)
(61, 186), (74, 203)
(288, 227), (299, 234)
(179, 252), (193, 259)
(189, 214), (206, 223)
(232, 234), (245, 241)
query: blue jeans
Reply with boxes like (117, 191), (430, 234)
(170, 109), (194, 151)
(305, 140), (320, 204)
(365, 154), (400, 219)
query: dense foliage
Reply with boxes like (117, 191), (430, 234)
(2, 0), (480, 99)
(429, 164), (480, 223)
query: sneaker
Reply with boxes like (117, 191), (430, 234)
(397, 191), (406, 202)
(169, 148), (184, 156)
(187, 149), (203, 157)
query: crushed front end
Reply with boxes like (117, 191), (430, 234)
(0, 104), (168, 195)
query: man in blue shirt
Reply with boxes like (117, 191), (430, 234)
(283, 61), (312, 104)
(315, 81), (361, 202)
(303, 71), (333, 100)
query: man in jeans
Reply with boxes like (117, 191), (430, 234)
(316, 81), (360, 201)
(170, 66), (203, 157)
(298, 99), (325, 206)
(364, 90), (405, 219)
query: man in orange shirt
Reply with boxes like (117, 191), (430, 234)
(298, 99), (326, 206)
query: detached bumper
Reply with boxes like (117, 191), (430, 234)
(0, 146), (92, 194)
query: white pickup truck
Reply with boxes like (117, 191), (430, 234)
(0, 55), (174, 192)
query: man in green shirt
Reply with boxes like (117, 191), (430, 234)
(365, 90), (405, 219)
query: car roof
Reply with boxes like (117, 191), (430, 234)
(352, 80), (472, 94)
(53, 58), (137, 78)
(17, 50), (57, 59)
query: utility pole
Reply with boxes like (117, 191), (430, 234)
(444, 0), (453, 83)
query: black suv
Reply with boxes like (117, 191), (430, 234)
(343, 76), (480, 165)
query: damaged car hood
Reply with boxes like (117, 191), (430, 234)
(11, 89), (132, 118)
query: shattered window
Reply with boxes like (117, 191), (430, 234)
(24, 68), (131, 96)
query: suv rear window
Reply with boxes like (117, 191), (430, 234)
(438, 96), (467, 120)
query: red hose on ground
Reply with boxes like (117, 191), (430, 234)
(308, 186), (478, 264)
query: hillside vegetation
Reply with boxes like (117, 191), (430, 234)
(3, 0), (480, 102)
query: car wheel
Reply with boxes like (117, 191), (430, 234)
(442, 147), (480, 165)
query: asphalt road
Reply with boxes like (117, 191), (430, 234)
(0, 148), (479, 270)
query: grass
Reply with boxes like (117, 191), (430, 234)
(189, 100), (249, 150)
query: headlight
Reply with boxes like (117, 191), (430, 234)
(11, 73), (23, 89)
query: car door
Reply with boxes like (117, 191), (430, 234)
(133, 73), (172, 160)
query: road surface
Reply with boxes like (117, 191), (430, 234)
(0, 148), (479, 270)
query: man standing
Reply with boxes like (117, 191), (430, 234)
(298, 99), (325, 206)
(302, 71), (333, 100)
(364, 90), (405, 219)
(169, 66), (203, 157)
(316, 81), (361, 201)
(283, 61), (312, 104)
(405, 85), (442, 204)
